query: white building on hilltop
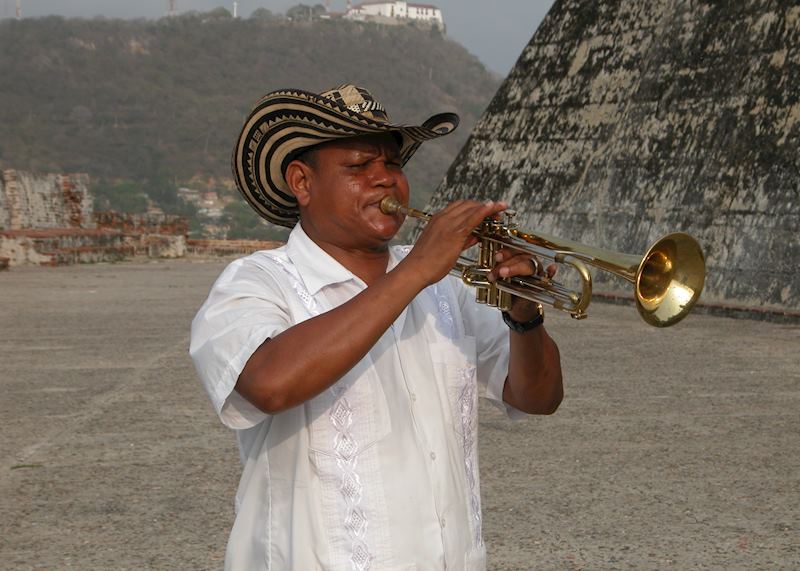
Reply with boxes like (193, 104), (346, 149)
(345, 1), (444, 30)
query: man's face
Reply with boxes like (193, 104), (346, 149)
(292, 133), (410, 251)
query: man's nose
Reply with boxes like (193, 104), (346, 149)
(369, 160), (398, 187)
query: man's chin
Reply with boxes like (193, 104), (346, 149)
(367, 231), (397, 249)
(368, 215), (402, 240)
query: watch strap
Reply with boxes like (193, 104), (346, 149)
(501, 305), (544, 332)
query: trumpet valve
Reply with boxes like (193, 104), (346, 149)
(503, 210), (517, 229)
(487, 285), (499, 307)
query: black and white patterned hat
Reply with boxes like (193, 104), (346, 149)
(232, 84), (459, 228)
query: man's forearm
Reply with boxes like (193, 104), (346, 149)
(503, 325), (563, 415)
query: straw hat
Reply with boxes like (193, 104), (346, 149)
(232, 84), (459, 227)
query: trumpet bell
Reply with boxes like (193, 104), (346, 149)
(636, 233), (706, 327)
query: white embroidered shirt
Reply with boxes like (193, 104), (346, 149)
(190, 224), (521, 571)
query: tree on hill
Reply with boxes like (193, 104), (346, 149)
(222, 202), (289, 241)
(0, 10), (501, 234)
(204, 7), (232, 20)
(250, 8), (277, 20)
(286, 4), (326, 21)
(92, 180), (149, 213)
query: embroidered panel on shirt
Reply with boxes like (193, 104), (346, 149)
(433, 282), (456, 338)
(430, 278), (468, 342)
(457, 366), (482, 546)
(262, 253), (322, 317)
(330, 385), (374, 570)
(397, 244), (460, 340)
(264, 252), (375, 569)
(396, 244), (458, 341)
(429, 274), (483, 546)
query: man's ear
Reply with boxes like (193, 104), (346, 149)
(284, 160), (313, 207)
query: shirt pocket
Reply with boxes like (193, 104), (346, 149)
(306, 358), (392, 459)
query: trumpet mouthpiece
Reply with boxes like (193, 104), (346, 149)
(380, 196), (403, 214)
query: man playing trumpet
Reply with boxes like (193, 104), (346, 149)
(190, 84), (563, 570)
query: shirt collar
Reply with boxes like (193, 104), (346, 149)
(286, 224), (356, 296)
(285, 225), (409, 333)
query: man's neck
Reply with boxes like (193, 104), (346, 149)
(300, 223), (392, 286)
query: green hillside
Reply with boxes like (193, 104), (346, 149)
(0, 10), (500, 236)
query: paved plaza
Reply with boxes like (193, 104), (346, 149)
(1, 259), (798, 570)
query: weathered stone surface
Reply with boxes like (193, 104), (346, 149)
(430, 0), (800, 312)
(0, 229), (130, 266)
(185, 238), (282, 257)
(0, 170), (188, 266)
(0, 170), (94, 230)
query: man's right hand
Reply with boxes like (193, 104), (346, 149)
(401, 200), (508, 285)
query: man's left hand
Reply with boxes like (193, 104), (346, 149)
(487, 248), (556, 322)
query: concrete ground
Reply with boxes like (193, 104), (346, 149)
(0, 259), (797, 570)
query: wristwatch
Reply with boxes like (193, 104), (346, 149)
(501, 304), (544, 332)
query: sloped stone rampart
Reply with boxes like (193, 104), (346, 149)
(430, 0), (800, 312)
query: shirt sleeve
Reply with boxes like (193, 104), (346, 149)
(451, 277), (527, 421)
(189, 256), (292, 430)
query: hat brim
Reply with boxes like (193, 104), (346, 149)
(232, 89), (459, 228)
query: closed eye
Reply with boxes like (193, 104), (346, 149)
(346, 157), (401, 170)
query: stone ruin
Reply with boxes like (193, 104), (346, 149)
(0, 169), (187, 267)
(0, 170), (94, 230)
(430, 0), (800, 317)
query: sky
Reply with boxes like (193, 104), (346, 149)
(3, 0), (556, 74)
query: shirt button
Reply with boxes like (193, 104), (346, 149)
(440, 518), (446, 528)
(430, 452), (436, 460)
(410, 392), (417, 402)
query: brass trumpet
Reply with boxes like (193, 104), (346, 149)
(381, 196), (706, 327)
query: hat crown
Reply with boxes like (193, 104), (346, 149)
(320, 84), (390, 123)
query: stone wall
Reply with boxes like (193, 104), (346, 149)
(0, 170), (94, 230)
(0, 170), (188, 267)
(0, 229), (132, 266)
(430, 0), (800, 313)
(186, 239), (281, 256)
